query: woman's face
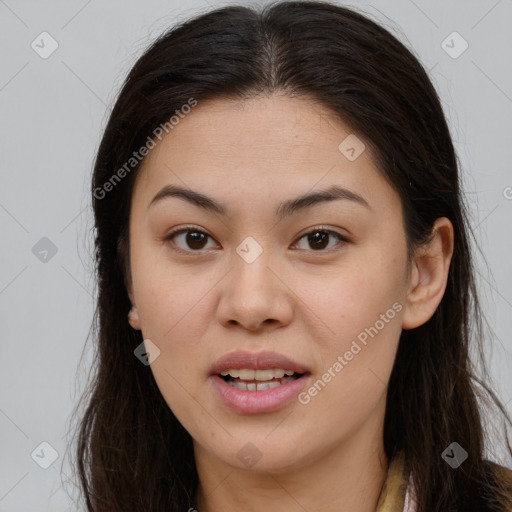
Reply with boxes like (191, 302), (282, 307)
(127, 94), (412, 474)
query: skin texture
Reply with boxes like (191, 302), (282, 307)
(126, 94), (454, 512)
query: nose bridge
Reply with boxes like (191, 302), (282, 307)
(231, 236), (277, 301)
(216, 235), (293, 330)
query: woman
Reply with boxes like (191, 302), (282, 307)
(72, 2), (512, 511)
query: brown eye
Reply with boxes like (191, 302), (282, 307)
(183, 231), (208, 250)
(165, 228), (216, 253)
(293, 228), (348, 252)
(308, 231), (329, 250)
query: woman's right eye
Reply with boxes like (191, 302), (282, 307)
(164, 227), (218, 253)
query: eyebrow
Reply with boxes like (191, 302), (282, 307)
(148, 184), (371, 220)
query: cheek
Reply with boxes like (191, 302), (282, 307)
(131, 256), (210, 425)
(297, 280), (402, 436)
(130, 244), (215, 378)
(297, 247), (405, 405)
(131, 238), (202, 330)
(307, 277), (402, 389)
(147, 356), (212, 446)
(303, 255), (406, 348)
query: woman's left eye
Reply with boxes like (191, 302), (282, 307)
(164, 226), (349, 254)
(293, 228), (349, 251)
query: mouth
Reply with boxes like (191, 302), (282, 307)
(209, 351), (311, 414)
(219, 368), (305, 391)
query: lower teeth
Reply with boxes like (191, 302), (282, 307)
(226, 376), (297, 391)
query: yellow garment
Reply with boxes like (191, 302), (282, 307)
(376, 452), (410, 512)
(376, 452), (512, 512)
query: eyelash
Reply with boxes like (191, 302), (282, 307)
(163, 225), (350, 255)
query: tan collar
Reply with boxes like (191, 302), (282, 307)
(376, 452), (409, 512)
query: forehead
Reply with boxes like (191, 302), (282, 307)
(132, 94), (399, 217)
(143, 94), (362, 163)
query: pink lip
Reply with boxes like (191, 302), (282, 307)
(209, 350), (311, 414)
(210, 373), (310, 414)
(210, 350), (309, 375)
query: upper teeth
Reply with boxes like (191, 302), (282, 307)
(220, 368), (295, 380)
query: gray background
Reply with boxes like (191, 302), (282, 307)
(1, 0), (511, 510)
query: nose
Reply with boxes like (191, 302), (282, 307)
(215, 248), (294, 333)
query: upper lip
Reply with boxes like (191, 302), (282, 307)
(211, 350), (309, 375)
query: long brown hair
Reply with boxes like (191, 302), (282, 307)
(69, 2), (512, 510)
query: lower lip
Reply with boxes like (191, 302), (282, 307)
(210, 374), (310, 414)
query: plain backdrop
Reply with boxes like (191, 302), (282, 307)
(1, 0), (511, 510)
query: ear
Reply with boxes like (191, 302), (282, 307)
(127, 291), (141, 330)
(401, 217), (454, 330)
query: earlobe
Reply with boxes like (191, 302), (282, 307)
(401, 217), (454, 330)
(127, 292), (141, 330)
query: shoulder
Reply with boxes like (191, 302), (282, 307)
(484, 460), (512, 511)
(485, 459), (512, 481)
(487, 459), (512, 485)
